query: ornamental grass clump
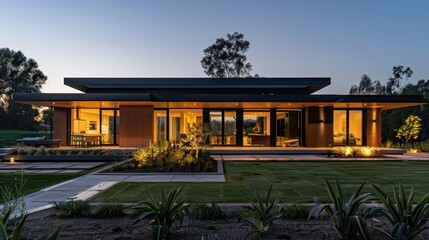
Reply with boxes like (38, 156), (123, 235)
(309, 179), (372, 240)
(133, 186), (190, 240)
(367, 184), (429, 240)
(241, 185), (283, 240)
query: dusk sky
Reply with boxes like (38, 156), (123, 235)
(1, 0), (428, 94)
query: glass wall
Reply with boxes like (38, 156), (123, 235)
(349, 110), (363, 146)
(243, 111), (270, 146)
(101, 110), (115, 144)
(333, 110), (363, 146)
(209, 111), (222, 145)
(154, 110), (167, 143)
(169, 109), (202, 144)
(70, 109), (120, 146)
(276, 111), (300, 147)
(224, 111), (236, 145)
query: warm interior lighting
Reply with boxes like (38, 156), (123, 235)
(10, 157), (15, 163)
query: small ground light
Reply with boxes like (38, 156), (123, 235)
(410, 149), (418, 153)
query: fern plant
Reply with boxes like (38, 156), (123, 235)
(368, 184), (429, 240)
(308, 179), (372, 240)
(241, 185), (283, 240)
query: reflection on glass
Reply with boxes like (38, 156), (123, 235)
(224, 111), (236, 145)
(169, 109), (202, 144)
(209, 111), (222, 145)
(243, 111), (270, 146)
(349, 110), (362, 146)
(154, 110), (167, 143)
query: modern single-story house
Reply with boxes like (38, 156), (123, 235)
(12, 77), (424, 148)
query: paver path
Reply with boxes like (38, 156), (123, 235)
(24, 171), (225, 213)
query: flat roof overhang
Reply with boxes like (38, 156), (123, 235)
(64, 77), (331, 95)
(12, 93), (425, 110)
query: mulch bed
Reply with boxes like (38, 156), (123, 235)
(21, 206), (429, 240)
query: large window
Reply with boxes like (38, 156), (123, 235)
(169, 109), (202, 144)
(70, 109), (120, 146)
(209, 111), (222, 145)
(154, 110), (167, 143)
(243, 111), (270, 146)
(276, 110), (300, 147)
(209, 110), (237, 146)
(333, 110), (363, 146)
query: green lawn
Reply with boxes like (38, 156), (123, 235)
(0, 173), (83, 202)
(92, 161), (429, 203)
(0, 130), (50, 147)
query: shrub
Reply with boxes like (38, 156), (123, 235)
(241, 185), (283, 240)
(367, 184), (429, 239)
(282, 203), (309, 220)
(133, 186), (190, 240)
(190, 202), (226, 220)
(308, 179), (372, 240)
(93, 204), (126, 218)
(34, 146), (47, 155)
(53, 200), (91, 217)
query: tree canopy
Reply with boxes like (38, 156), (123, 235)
(349, 65), (413, 95)
(349, 65), (428, 142)
(0, 48), (47, 130)
(201, 32), (258, 78)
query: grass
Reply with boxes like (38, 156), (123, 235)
(0, 173), (82, 198)
(0, 130), (50, 147)
(92, 161), (429, 203)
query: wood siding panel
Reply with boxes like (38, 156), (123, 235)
(305, 107), (333, 147)
(119, 105), (154, 147)
(366, 108), (381, 147)
(53, 108), (68, 146)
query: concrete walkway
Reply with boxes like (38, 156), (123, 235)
(24, 171), (225, 213)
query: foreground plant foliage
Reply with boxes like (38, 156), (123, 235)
(133, 186), (189, 240)
(368, 184), (429, 240)
(309, 179), (372, 240)
(241, 185), (283, 240)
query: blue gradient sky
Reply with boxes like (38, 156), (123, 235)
(1, 0), (428, 94)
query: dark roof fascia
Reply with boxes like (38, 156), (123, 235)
(12, 93), (424, 103)
(12, 93), (151, 101)
(64, 77), (331, 94)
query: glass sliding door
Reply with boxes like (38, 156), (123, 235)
(154, 110), (167, 143)
(349, 110), (363, 146)
(209, 111), (222, 145)
(333, 110), (363, 146)
(224, 111), (236, 145)
(276, 110), (300, 147)
(169, 109), (202, 144)
(101, 110), (115, 144)
(208, 110), (237, 146)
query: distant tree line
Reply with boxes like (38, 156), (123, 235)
(349, 66), (429, 142)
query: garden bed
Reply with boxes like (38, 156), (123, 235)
(20, 206), (418, 240)
(102, 158), (219, 173)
